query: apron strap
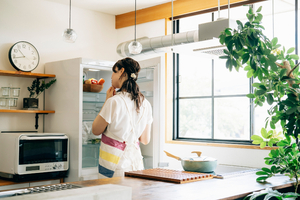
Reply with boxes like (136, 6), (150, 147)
(119, 94), (136, 135)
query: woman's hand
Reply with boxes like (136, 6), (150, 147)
(106, 86), (116, 101)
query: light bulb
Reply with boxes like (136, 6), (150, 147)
(128, 41), (142, 54)
(62, 28), (77, 43)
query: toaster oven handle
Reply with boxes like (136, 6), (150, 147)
(20, 135), (68, 140)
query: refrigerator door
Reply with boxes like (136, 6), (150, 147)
(137, 57), (164, 169)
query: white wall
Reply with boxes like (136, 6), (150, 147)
(0, 0), (118, 132)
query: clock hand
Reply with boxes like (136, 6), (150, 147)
(14, 56), (25, 58)
(19, 49), (25, 57)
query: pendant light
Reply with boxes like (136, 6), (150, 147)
(128, 0), (142, 54)
(62, 0), (77, 43)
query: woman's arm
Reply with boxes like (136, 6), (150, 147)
(139, 124), (151, 145)
(92, 115), (108, 136)
(92, 86), (115, 136)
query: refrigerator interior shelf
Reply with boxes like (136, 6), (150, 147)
(83, 110), (99, 114)
(83, 91), (106, 94)
(83, 92), (106, 103)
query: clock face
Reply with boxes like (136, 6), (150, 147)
(8, 41), (40, 72)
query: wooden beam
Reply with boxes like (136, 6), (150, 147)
(173, 0), (265, 20)
(116, 0), (255, 29)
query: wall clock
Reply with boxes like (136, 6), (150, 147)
(8, 41), (40, 72)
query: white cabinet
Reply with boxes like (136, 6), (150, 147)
(0, 179), (60, 191)
(0, 183), (29, 191)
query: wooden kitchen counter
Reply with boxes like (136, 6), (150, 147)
(71, 172), (295, 200)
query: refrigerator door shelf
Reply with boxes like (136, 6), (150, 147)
(137, 68), (154, 83)
(141, 91), (153, 97)
(82, 143), (101, 168)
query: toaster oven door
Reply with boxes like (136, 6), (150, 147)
(19, 138), (68, 165)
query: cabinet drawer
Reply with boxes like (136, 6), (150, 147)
(0, 183), (29, 191)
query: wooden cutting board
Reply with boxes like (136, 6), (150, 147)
(125, 168), (213, 184)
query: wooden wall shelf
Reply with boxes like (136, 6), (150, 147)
(0, 110), (55, 114)
(0, 70), (56, 129)
(0, 70), (55, 79)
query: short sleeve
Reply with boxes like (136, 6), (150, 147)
(99, 98), (117, 124)
(145, 100), (153, 124)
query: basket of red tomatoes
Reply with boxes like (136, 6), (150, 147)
(83, 78), (105, 93)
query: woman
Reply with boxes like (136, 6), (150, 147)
(92, 57), (153, 178)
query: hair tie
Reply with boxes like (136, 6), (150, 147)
(131, 73), (136, 79)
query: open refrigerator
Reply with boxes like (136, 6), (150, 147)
(44, 57), (164, 182)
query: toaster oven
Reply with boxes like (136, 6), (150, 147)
(0, 132), (69, 181)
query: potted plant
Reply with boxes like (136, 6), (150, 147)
(219, 5), (300, 198)
(244, 187), (300, 200)
(23, 79), (56, 109)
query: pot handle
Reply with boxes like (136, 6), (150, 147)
(191, 151), (202, 157)
(164, 151), (181, 161)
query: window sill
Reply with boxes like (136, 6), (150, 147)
(166, 139), (275, 150)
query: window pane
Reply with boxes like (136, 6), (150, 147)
(174, 1), (297, 143)
(213, 5), (250, 22)
(180, 13), (212, 32)
(255, 1), (295, 47)
(214, 97), (250, 140)
(254, 103), (283, 137)
(274, 1), (295, 51)
(214, 59), (249, 96)
(179, 55), (212, 97)
(179, 98), (212, 138)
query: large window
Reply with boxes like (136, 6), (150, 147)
(173, 1), (297, 144)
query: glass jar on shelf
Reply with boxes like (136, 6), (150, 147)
(10, 87), (20, 97)
(0, 97), (7, 108)
(1, 87), (10, 97)
(7, 98), (18, 109)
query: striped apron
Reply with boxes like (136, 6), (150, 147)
(98, 95), (144, 178)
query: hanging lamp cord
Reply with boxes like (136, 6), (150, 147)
(69, 0), (71, 29)
(218, 0), (220, 19)
(134, 0), (137, 42)
(171, 0), (173, 46)
(228, 0), (230, 20)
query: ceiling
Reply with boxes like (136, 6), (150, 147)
(46, 0), (172, 15)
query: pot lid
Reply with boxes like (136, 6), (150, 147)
(183, 156), (217, 162)
(182, 151), (217, 161)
